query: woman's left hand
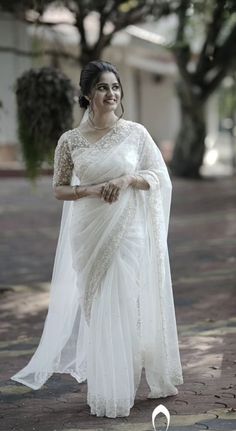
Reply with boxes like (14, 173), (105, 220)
(101, 175), (131, 203)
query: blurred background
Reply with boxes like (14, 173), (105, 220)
(0, 0), (236, 178)
(0, 2), (236, 431)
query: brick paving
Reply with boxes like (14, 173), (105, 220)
(0, 175), (236, 431)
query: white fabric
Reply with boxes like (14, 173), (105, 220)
(11, 118), (183, 417)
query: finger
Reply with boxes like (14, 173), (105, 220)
(102, 183), (111, 198)
(104, 186), (116, 201)
(108, 188), (119, 202)
(114, 193), (120, 202)
(110, 195), (118, 203)
(112, 187), (119, 198)
(105, 192), (113, 202)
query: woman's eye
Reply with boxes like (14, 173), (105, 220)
(97, 85), (120, 91)
(97, 85), (107, 91)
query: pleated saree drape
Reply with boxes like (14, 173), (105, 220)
(11, 118), (183, 417)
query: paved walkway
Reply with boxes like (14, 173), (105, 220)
(0, 176), (236, 431)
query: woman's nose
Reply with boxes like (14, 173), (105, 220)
(107, 86), (114, 96)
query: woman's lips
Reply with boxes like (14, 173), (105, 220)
(104, 99), (117, 103)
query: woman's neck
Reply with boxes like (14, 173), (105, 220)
(89, 112), (118, 129)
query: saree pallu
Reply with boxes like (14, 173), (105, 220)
(11, 119), (183, 417)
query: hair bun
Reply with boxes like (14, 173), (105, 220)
(79, 95), (89, 109)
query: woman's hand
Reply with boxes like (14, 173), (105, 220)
(101, 175), (131, 204)
(87, 182), (107, 198)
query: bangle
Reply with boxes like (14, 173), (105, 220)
(72, 185), (80, 200)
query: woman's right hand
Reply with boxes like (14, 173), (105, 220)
(88, 182), (119, 203)
(88, 183), (104, 198)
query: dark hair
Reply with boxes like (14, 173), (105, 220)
(79, 60), (124, 114)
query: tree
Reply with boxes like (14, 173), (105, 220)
(16, 67), (74, 180)
(0, 0), (171, 179)
(169, 0), (236, 177)
(1, 1), (236, 177)
(0, 1), (171, 65)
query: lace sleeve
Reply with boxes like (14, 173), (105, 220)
(52, 134), (74, 187)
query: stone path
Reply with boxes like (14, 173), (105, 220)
(0, 176), (236, 431)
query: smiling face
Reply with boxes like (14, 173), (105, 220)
(89, 72), (122, 114)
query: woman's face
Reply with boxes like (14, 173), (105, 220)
(89, 72), (122, 114)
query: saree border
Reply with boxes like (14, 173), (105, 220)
(84, 192), (137, 324)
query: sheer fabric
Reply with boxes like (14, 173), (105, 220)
(11, 118), (183, 417)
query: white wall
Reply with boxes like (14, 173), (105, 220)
(0, 13), (32, 160)
(139, 70), (180, 143)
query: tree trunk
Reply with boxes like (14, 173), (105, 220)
(79, 47), (96, 67)
(79, 40), (107, 67)
(170, 81), (206, 178)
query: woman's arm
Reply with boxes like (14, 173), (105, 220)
(53, 184), (100, 201)
(128, 174), (150, 190)
(100, 174), (150, 203)
(53, 134), (110, 201)
(54, 185), (85, 201)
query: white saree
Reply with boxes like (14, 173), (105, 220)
(11, 118), (183, 417)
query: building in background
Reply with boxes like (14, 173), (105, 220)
(0, 8), (234, 175)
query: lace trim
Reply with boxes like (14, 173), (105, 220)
(135, 131), (166, 367)
(84, 191), (137, 324)
(52, 120), (145, 187)
(149, 187), (183, 383)
(147, 386), (178, 399)
(52, 134), (74, 186)
(52, 120), (144, 187)
(69, 118), (132, 154)
(70, 120), (139, 183)
(88, 393), (134, 418)
(75, 119), (121, 148)
(136, 130), (183, 384)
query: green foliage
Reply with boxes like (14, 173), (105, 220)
(16, 67), (75, 180)
(181, 1), (236, 48)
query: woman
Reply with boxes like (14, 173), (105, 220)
(11, 60), (183, 418)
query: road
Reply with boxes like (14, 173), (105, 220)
(0, 175), (236, 431)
